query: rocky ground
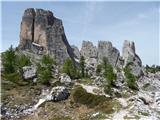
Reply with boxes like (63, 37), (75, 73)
(1, 71), (160, 120)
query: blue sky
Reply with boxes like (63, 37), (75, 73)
(1, 1), (160, 65)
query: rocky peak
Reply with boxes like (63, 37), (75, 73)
(19, 8), (75, 64)
(122, 40), (142, 77)
(98, 41), (120, 66)
(80, 41), (98, 59)
(23, 8), (35, 17)
(122, 40), (136, 62)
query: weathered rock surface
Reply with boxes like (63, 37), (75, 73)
(122, 40), (142, 77)
(22, 65), (36, 80)
(80, 41), (98, 59)
(40, 86), (70, 102)
(71, 45), (80, 60)
(59, 73), (71, 85)
(98, 41), (120, 66)
(51, 86), (70, 102)
(19, 8), (35, 49)
(19, 8), (75, 64)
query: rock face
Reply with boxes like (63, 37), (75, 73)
(98, 41), (120, 66)
(71, 45), (80, 60)
(19, 8), (35, 49)
(22, 65), (36, 80)
(19, 8), (75, 64)
(80, 41), (98, 59)
(122, 40), (142, 77)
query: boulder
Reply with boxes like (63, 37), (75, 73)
(19, 8), (75, 64)
(50, 86), (70, 102)
(59, 73), (71, 85)
(22, 65), (36, 80)
(98, 41), (120, 66)
(122, 40), (142, 77)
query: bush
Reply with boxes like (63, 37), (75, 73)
(2, 46), (33, 82)
(2, 72), (22, 83)
(104, 85), (112, 95)
(80, 55), (85, 78)
(15, 54), (31, 74)
(124, 66), (138, 90)
(73, 86), (107, 108)
(2, 45), (16, 74)
(96, 64), (102, 75)
(62, 58), (79, 79)
(102, 57), (117, 87)
(37, 55), (55, 85)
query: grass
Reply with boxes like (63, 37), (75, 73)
(73, 86), (108, 108)
(96, 99), (121, 114)
(49, 116), (72, 120)
(78, 78), (93, 85)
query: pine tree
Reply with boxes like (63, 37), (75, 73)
(2, 45), (16, 73)
(80, 55), (85, 78)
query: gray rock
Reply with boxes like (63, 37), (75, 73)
(93, 76), (107, 87)
(80, 41), (98, 59)
(50, 86), (70, 102)
(22, 65), (36, 80)
(122, 40), (142, 77)
(98, 41), (120, 66)
(114, 72), (125, 88)
(59, 73), (71, 85)
(19, 8), (75, 64)
(71, 45), (80, 60)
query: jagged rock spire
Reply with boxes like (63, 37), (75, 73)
(19, 8), (75, 64)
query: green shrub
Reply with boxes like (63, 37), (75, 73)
(104, 85), (112, 95)
(73, 86), (108, 108)
(96, 64), (102, 75)
(2, 72), (22, 83)
(80, 55), (85, 78)
(102, 57), (117, 91)
(37, 55), (55, 85)
(124, 66), (138, 90)
(62, 58), (79, 79)
(2, 45), (16, 74)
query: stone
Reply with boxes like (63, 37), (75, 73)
(22, 65), (36, 80)
(138, 92), (153, 105)
(93, 76), (107, 87)
(59, 73), (71, 85)
(122, 40), (142, 77)
(50, 86), (70, 102)
(71, 45), (80, 60)
(80, 41), (98, 59)
(98, 41), (120, 66)
(114, 72), (125, 88)
(19, 8), (35, 49)
(19, 8), (75, 64)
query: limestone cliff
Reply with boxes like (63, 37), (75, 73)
(19, 8), (75, 64)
